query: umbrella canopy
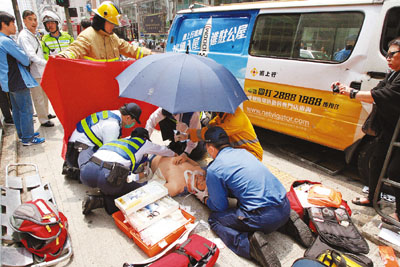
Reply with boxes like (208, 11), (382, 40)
(117, 52), (248, 114)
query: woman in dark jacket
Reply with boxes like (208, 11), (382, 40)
(332, 37), (400, 221)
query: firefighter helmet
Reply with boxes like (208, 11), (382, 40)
(93, 1), (121, 26)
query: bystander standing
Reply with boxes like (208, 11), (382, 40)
(17, 10), (55, 127)
(0, 11), (45, 145)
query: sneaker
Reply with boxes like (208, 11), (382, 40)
(19, 132), (40, 142)
(22, 136), (45, 146)
(249, 231), (281, 267)
(41, 121), (54, 127)
(48, 114), (56, 119)
(82, 195), (104, 215)
(279, 210), (314, 248)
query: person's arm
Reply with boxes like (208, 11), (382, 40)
(117, 37), (151, 60)
(332, 81), (374, 103)
(205, 171), (229, 211)
(145, 107), (164, 137)
(183, 112), (201, 154)
(142, 141), (175, 157)
(17, 32), (46, 67)
(58, 34), (90, 59)
(5, 38), (30, 66)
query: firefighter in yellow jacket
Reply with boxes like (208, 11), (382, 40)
(177, 107), (263, 161)
(58, 1), (150, 61)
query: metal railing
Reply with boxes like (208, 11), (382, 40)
(373, 117), (400, 227)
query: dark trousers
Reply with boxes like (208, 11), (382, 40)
(80, 160), (142, 214)
(0, 90), (12, 121)
(367, 133), (400, 215)
(208, 197), (290, 259)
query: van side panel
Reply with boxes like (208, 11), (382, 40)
(167, 10), (259, 88)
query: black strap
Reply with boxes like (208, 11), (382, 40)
(90, 157), (114, 170)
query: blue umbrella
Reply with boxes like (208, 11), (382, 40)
(116, 52), (248, 114)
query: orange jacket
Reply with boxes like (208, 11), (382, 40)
(188, 107), (263, 161)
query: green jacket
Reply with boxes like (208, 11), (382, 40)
(42, 32), (74, 60)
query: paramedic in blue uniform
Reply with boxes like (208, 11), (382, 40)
(81, 127), (176, 215)
(145, 108), (206, 160)
(62, 103), (142, 179)
(197, 127), (312, 267)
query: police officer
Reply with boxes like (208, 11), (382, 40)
(41, 10), (74, 60)
(62, 103), (142, 179)
(81, 127), (175, 215)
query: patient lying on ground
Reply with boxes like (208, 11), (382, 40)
(148, 155), (206, 197)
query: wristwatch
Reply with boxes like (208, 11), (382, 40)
(350, 89), (358, 99)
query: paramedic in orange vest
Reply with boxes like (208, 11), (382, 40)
(176, 107), (263, 161)
(58, 1), (151, 61)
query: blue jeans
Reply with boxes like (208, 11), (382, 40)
(9, 88), (34, 142)
(80, 160), (142, 214)
(208, 197), (290, 259)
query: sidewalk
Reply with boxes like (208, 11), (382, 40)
(0, 117), (391, 266)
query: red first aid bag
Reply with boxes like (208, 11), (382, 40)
(10, 199), (68, 261)
(149, 234), (219, 267)
(287, 180), (352, 221)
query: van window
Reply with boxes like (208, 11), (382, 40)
(249, 12), (364, 62)
(381, 7), (400, 55)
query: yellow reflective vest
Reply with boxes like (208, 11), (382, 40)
(187, 107), (263, 161)
(59, 27), (151, 62)
(42, 32), (74, 60)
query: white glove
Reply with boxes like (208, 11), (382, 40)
(195, 187), (208, 204)
(127, 173), (139, 183)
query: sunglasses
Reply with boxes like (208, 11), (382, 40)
(386, 51), (400, 59)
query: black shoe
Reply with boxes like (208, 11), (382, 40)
(249, 232), (281, 267)
(82, 195), (104, 215)
(279, 210), (314, 248)
(41, 121), (54, 127)
(4, 118), (14, 125)
(48, 114), (56, 119)
(62, 163), (80, 180)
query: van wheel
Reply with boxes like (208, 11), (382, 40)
(357, 139), (379, 184)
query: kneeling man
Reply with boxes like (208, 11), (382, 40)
(80, 127), (175, 215)
(199, 127), (311, 267)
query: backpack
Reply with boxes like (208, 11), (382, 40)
(305, 236), (373, 267)
(287, 180), (352, 220)
(149, 234), (219, 267)
(307, 207), (369, 255)
(10, 199), (69, 262)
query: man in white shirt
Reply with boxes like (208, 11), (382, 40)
(145, 108), (205, 160)
(17, 10), (55, 127)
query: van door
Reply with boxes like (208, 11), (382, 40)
(244, 5), (381, 151)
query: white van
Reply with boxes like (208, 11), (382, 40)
(166, 0), (400, 181)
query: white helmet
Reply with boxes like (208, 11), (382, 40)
(41, 10), (61, 32)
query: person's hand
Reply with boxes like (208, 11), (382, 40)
(331, 81), (351, 96)
(176, 122), (188, 133)
(195, 187), (208, 204)
(50, 54), (65, 59)
(172, 155), (187, 165)
(174, 132), (188, 142)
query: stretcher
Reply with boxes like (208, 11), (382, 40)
(1, 163), (73, 267)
